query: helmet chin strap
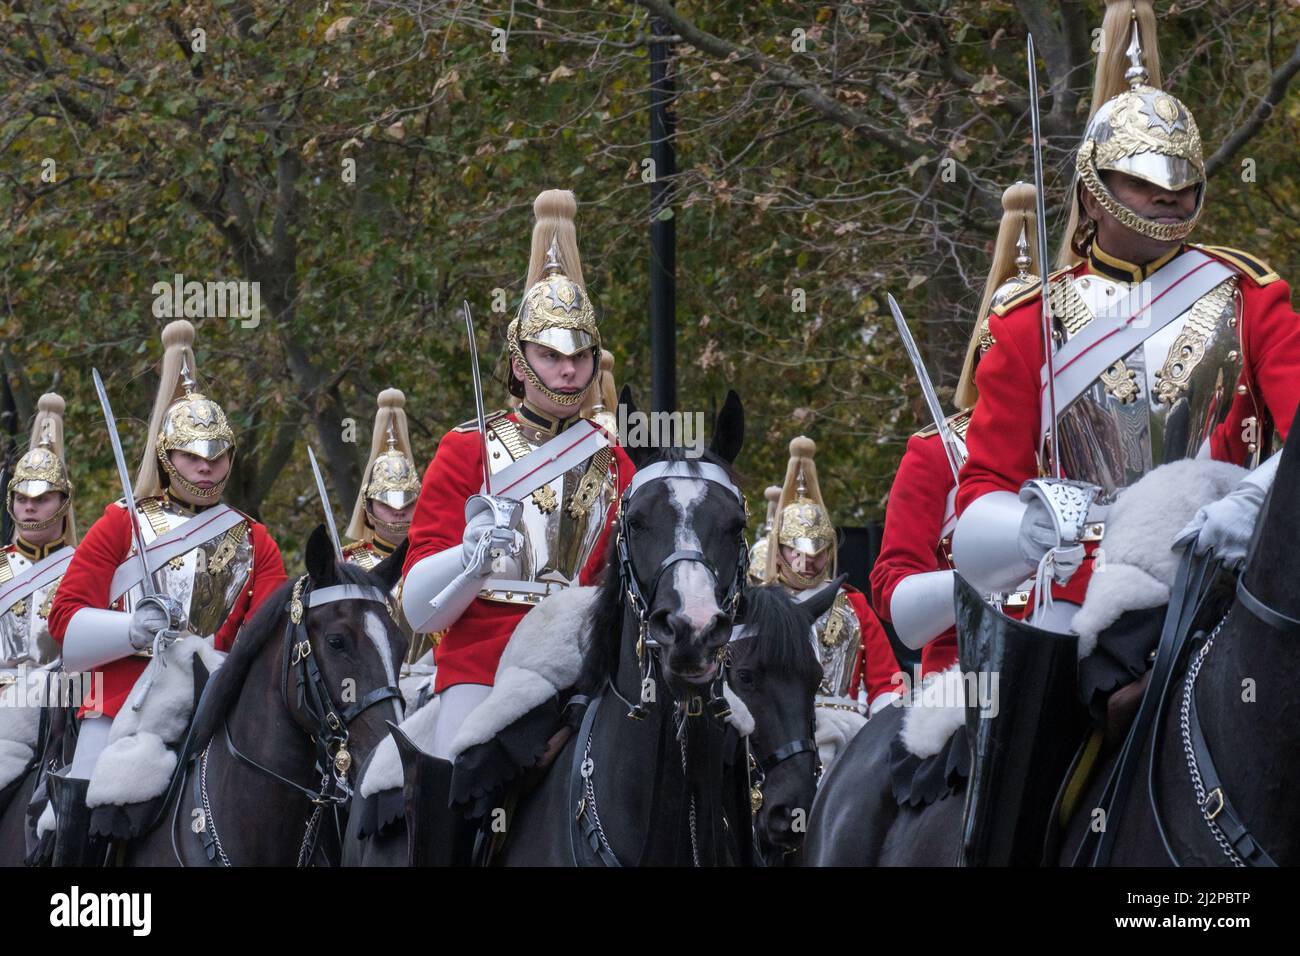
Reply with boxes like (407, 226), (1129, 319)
(365, 506), (410, 543)
(775, 549), (829, 590)
(158, 451), (228, 504)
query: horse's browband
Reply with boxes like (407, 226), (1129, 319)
(624, 460), (743, 504)
(306, 584), (391, 608)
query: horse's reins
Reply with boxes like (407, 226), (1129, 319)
(571, 461), (751, 866)
(191, 575), (402, 866)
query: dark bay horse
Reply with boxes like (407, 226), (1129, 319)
(120, 526), (409, 865)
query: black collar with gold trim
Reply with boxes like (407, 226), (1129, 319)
(1088, 243), (1183, 283)
(516, 400), (582, 443)
(13, 535), (66, 561)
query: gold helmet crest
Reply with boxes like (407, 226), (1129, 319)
(136, 320), (236, 503)
(766, 437), (837, 589)
(346, 388), (421, 542)
(1069, 1), (1203, 256)
(7, 393), (76, 539)
(955, 182), (1041, 410)
(506, 190), (601, 408)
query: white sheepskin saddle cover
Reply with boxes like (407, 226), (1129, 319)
(85, 635), (225, 809)
(900, 664), (966, 760)
(1071, 459), (1246, 658)
(0, 664), (61, 792)
(359, 586), (757, 799)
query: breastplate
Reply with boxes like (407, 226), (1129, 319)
(1051, 271), (1244, 494)
(812, 590), (862, 699)
(0, 549), (64, 668)
(479, 415), (616, 606)
(122, 498), (254, 637)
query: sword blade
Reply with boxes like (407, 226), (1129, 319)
(306, 445), (343, 561)
(887, 294), (963, 483)
(1027, 33), (1062, 478)
(91, 368), (158, 598)
(464, 300), (494, 497)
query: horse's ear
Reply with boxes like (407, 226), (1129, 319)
(801, 573), (847, 623)
(618, 385), (659, 469)
(373, 538), (409, 592)
(709, 390), (744, 464)
(305, 524), (336, 584)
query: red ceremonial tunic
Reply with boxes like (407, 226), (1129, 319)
(48, 501), (287, 718)
(871, 432), (959, 678)
(844, 587), (903, 705)
(403, 415), (634, 693)
(957, 244), (1300, 603)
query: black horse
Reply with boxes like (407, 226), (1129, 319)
(117, 526), (408, 865)
(1057, 419), (1300, 865)
(810, 421), (1300, 867)
(730, 583), (832, 860)
(492, 391), (762, 865)
(343, 578), (834, 867)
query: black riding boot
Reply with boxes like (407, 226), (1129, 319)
(48, 772), (107, 867)
(393, 728), (475, 866)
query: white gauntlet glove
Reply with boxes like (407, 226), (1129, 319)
(1174, 453), (1280, 569)
(461, 495), (524, 578)
(1018, 478), (1106, 586)
(128, 595), (187, 651)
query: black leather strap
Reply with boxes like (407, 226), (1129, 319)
(1186, 686), (1277, 866)
(191, 750), (218, 862)
(758, 738), (817, 774)
(1236, 576), (1300, 633)
(1080, 547), (1213, 866)
(568, 686), (622, 867)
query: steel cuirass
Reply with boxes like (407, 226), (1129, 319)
(812, 590), (862, 699)
(120, 497), (254, 637)
(477, 414), (616, 607)
(1049, 269), (1244, 493)
(0, 547), (69, 670)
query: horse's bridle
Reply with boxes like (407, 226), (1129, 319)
(614, 460), (749, 719)
(189, 574), (403, 866)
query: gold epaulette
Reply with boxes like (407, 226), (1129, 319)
(341, 541), (370, 560)
(913, 409), (971, 441)
(452, 409), (509, 433)
(1193, 244), (1281, 286)
(989, 265), (1074, 317)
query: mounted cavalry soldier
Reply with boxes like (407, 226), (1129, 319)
(400, 189), (634, 856)
(760, 437), (899, 735)
(872, 183), (1040, 681)
(343, 388), (425, 667)
(2, 394), (78, 683)
(47, 319), (287, 865)
(951, 0), (1300, 863)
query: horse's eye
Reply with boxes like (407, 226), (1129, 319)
(326, 634), (345, 650)
(734, 668), (756, 687)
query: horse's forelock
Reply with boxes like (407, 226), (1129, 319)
(741, 586), (822, 684)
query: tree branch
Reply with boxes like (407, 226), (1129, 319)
(1205, 40), (1300, 177)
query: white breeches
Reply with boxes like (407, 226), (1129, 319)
(67, 715), (115, 779)
(1029, 600), (1080, 635)
(428, 683), (492, 760)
